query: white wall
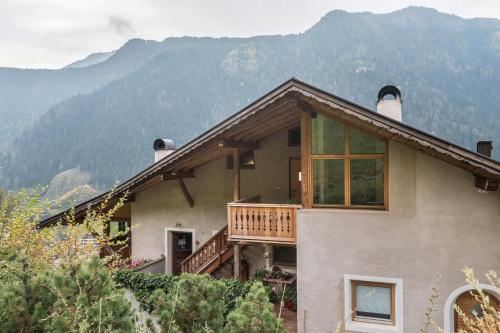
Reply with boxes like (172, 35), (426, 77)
(130, 130), (300, 275)
(297, 141), (500, 332)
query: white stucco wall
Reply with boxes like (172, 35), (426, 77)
(297, 141), (500, 333)
(131, 155), (232, 260)
(131, 130), (299, 274)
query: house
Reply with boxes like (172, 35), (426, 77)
(40, 78), (500, 333)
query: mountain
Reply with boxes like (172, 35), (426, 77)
(1, 6), (499, 191)
(0, 39), (166, 151)
(64, 51), (117, 69)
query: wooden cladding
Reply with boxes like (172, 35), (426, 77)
(181, 225), (230, 274)
(227, 202), (300, 244)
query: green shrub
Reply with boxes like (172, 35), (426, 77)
(224, 281), (286, 333)
(115, 270), (272, 314)
(115, 269), (180, 311)
(0, 256), (134, 333)
(156, 274), (226, 333)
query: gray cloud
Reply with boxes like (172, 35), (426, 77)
(108, 15), (134, 36)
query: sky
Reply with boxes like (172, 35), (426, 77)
(1, 0), (500, 69)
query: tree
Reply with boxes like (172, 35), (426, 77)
(224, 282), (286, 333)
(0, 189), (135, 332)
(154, 274), (226, 333)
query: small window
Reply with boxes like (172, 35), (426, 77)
(288, 127), (301, 146)
(273, 246), (296, 266)
(344, 275), (403, 333)
(351, 281), (395, 324)
(226, 151), (255, 169)
(107, 220), (129, 240)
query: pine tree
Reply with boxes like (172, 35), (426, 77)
(224, 282), (286, 333)
(0, 255), (134, 333)
(36, 257), (134, 332)
(156, 274), (226, 333)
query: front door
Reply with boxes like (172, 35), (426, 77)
(172, 232), (193, 275)
(289, 157), (301, 202)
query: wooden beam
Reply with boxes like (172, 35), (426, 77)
(125, 193), (136, 203)
(177, 178), (194, 207)
(233, 149), (240, 201)
(162, 170), (194, 181)
(233, 243), (241, 279)
(219, 139), (260, 150)
(300, 111), (311, 208)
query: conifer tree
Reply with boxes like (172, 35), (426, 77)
(156, 274), (226, 333)
(224, 282), (286, 333)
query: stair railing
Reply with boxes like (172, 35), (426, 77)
(181, 224), (229, 274)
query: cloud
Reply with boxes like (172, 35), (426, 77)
(107, 15), (134, 36)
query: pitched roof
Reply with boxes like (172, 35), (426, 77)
(39, 78), (500, 227)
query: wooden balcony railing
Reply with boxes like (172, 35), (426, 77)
(227, 197), (301, 244)
(181, 225), (231, 274)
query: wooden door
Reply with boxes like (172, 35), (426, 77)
(289, 157), (301, 203)
(172, 232), (193, 275)
(454, 291), (499, 332)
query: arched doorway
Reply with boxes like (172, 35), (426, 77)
(454, 290), (499, 331)
(444, 284), (500, 332)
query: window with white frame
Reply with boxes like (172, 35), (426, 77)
(344, 275), (403, 333)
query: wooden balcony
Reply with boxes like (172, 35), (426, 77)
(227, 196), (301, 244)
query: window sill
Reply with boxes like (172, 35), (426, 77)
(346, 321), (401, 333)
(298, 207), (390, 214)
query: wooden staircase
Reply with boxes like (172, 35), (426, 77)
(181, 225), (233, 275)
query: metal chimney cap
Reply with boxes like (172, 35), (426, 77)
(377, 85), (402, 102)
(153, 138), (175, 151)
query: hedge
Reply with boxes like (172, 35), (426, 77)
(114, 270), (272, 314)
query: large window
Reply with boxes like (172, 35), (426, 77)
(311, 113), (387, 208)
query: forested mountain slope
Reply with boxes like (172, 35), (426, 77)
(0, 39), (165, 150)
(1, 7), (499, 190)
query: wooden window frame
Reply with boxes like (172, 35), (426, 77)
(305, 111), (389, 209)
(226, 150), (255, 169)
(351, 280), (396, 326)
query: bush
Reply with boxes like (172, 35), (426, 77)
(155, 274), (226, 333)
(224, 281), (286, 333)
(0, 190), (136, 332)
(0, 256), (134, 333)
(115, 269), (272, 314)
(115, 269), (180, 311)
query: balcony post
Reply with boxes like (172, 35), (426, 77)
(233, 243), (241, 279)
(232, 149), (240, 201)
(264, 244), (272, 270)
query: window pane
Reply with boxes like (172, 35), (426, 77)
(350, 159), (384, 206)
(311, 113), (344, 154)
(350, 128), (385, 154)
(273, 246), (297, 266)
(356, 285), (391, 320)
(313, 159), (345, 205)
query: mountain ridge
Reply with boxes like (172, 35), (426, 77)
(1, 6), (499, 191)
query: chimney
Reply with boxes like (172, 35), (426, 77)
(475, 140), (498, 191)
(476, 141), (492, 158)
(153, 138), (176, 163)
(376, 85), (402, 122)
